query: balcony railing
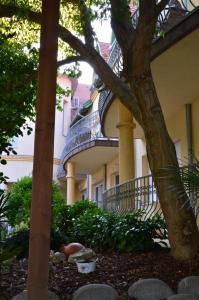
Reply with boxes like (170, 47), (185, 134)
(102, 166), (199, 221)
(57, 111), (103, 179)
(98, 0), (198, 120)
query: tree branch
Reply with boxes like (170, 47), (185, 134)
(57, 55), (84, 67)
(110, 0), (134, 52)
(0, 2), (143, 126)
(75, 0), (94, 47)
(132, 0), (158, 76)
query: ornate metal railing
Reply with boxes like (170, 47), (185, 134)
(98, 0), (198, 121)
(64, 110), (102, 155)
(102, 166), (199, 220)
(57, 111), (103, 179)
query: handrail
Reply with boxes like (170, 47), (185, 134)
(102, 166), (199, 220)
(57, 111), (103, 178)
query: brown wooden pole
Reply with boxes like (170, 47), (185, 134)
(27, 0), (60, 299)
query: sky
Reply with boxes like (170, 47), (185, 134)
(78, 20), (112, 85)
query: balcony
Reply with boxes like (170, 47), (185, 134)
(57, 111), (118, 179)
(102, 166), (199, 222)
(98, 0), (199, 137)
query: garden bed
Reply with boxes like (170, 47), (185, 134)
(0, 249), (190, 300)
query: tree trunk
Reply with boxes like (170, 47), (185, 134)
(132, 70), (199, 265)
(27, 0), (60, 298)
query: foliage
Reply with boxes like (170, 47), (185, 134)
(0, 37), (37, 184)
(53, 199), (99, 237)
(54, 200), (167, 252)
(1, 228), (67, 260)
(7, 176), (65, 227)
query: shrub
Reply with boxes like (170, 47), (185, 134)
(1, 228), (68, 260)
(57, 204), (167, 253)
(7, 176), (65, 227)
(53, 200), (100, 237)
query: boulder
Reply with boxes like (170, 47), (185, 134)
(178, 276), (199, 297)
(72, 284), (119, 300)
(68, 248), (96, 263)
(12, 290), (60, 299)
(128, 278), (174, 300)
(168, 294), (199, 300)
(59, 243), (85, 257)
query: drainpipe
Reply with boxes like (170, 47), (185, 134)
(104, 164), (107, 190)
(185, 104), (193, 165)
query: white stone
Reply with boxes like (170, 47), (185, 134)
(68, 248), (95, 263)
(168, 294), (199, 300)
(128, 278), (174, 300)
(72, 284), (119, 300)
(12, 290), (60, 300)
(178, 276), (199, 297)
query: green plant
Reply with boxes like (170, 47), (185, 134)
(62, 206), (167, 252)
(53, 200), (100, 237)
(7, 176), (65, 227)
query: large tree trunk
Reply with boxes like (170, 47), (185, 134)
(132, 70), (199, 266)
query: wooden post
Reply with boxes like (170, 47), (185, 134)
(27, 0), (60, 299)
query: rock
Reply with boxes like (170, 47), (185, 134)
(12, 290), (60, 299)
(59, 243), (85, 257)
(128, 278), (174, 300)
(168, 294), (199, 300)
(68, 248), (96, 263)
(178, 277), (199, 297)
(72, 284), (119, 300)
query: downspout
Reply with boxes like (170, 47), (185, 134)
(104, 164), (107, 190)
(185, 103), (193, 165)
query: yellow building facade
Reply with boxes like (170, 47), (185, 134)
(59, 1), (199, 220)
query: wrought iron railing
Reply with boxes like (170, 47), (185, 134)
(64, 110), (102, 155)
(57, 111), (103, 179)
(98, 0), (198, 120)
(102, 166), (199, 220)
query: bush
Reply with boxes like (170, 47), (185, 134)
(53, 200), (100, 237)
(56, 203), (167, 253)
(7, 176), (65, 227)
(1, 228), (68, 260)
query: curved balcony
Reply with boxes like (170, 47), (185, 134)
(102, 166), (199, 222)
(57, 111), (118, 179)
(98, 1), (199, 136)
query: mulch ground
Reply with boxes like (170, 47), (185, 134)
(0, 249), (191, 299)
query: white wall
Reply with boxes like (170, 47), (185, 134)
(0, 75), (72, 188)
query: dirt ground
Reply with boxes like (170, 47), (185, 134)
(0, 250), (191, 299)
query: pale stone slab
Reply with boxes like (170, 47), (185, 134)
(168, 294), (199, 300)
(178, 276), (199, 297)
(72, 284), (119, 300)
(128, 278), (174, 300)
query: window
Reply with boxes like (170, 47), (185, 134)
(71, 97), (79, 108)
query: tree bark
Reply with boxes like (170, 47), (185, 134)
(132, 70), (199, 265)
(27, 0), (60, 298)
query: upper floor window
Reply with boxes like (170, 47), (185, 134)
(71, 97), (79, 109)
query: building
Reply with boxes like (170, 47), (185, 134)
(58, 0), (199, 221)
(0, 75), (91, 194)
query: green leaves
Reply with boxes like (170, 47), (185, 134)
(0, 37), (37, 180)
(55, 201), (167, 253)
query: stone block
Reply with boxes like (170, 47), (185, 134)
(128, 278), (174, 300)
(178, 276), (199, 297)
(168, 294), (199, 300)
(72, 283), (119, 300)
